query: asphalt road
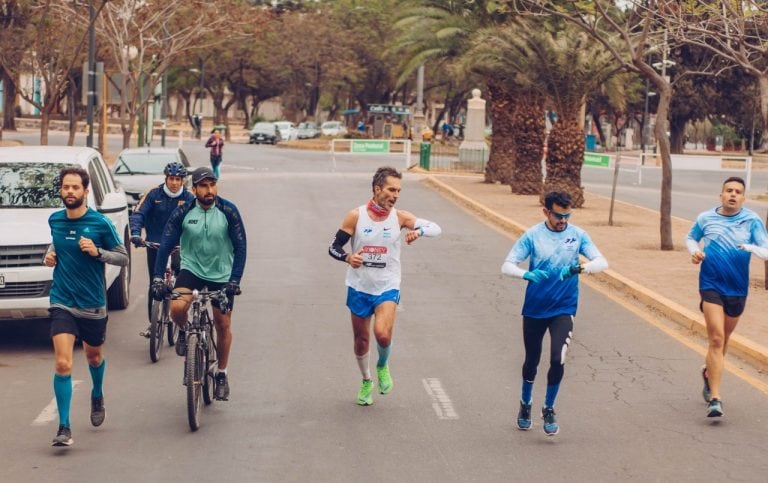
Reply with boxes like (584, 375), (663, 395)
(2, 137), (768, 481)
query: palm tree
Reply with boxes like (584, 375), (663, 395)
(393, 0), (517, 183)
(469, 19), (621, 206)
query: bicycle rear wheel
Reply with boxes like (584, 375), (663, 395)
(185, 333), (204, 431)
(148, 299), (165, 363)
(202, 314), (215, 405)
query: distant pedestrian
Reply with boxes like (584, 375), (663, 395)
(205, 128), (224, 179)
(501, 191), (608, 436)
(686, 176), (768, 418)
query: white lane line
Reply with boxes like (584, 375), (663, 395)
(422, 378), (459, 420)
(32, 380), (82, 426)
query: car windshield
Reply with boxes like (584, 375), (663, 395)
(299, 123), (315, 129)
(0, 162), (69, 208)
(114, 153), (178, 175)
(323, 122), (340, 128)
(252, 123), (274, 132)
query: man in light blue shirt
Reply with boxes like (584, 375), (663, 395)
(502, 191), (607, 436)
(686, 176), (768, 418)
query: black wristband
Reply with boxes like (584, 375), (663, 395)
(569, 264), (583, 275)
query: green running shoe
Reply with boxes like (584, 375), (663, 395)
(357, 379), (374, 406)
(377, 365), (393, 395)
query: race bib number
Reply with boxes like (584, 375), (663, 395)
(362, 245), (387, 268)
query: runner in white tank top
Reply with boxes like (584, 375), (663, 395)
(345, 205), (402, 296)
(328, 167), (441, 406)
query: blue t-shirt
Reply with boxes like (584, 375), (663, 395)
(49, 208), (123, 309)
(505, 222), (604, 318)
(687, 207), (768, 296)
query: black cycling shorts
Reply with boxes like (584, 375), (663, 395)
(174, 269), (233, 312)
(49, 307), (108, 346)
(699, 290), (746, 318)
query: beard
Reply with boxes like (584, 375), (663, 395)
(197, 193), (215, 207)
(62, 194), (85, 209)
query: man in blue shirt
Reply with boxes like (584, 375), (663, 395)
(45, 167), (129, 447)
(686, 176), (768, 418)
(502, 191), (608, 435)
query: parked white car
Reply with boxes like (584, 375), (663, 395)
(0, 146), (132, 319)
(274, 121), (298, 141)
(321, 121), (347, 137)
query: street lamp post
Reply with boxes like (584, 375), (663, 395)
(86, 0), (96, 148)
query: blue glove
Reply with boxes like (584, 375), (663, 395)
(558, 265), (582, 281)
(523, 269), (549, 283)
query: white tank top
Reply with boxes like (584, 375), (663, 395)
(345, 205), (402, 295)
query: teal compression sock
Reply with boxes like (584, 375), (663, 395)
(545, 383), (560, 408)
(53, 373), (72, 427)
(376, 342), (391, 368)
(89, 359), (106, 398)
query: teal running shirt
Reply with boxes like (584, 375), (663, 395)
(49, 208), (123, 309)
(180, 203), (234, 283)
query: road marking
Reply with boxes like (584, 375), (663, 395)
(32, 380), (82, 426)
(422, 378), (458, 420)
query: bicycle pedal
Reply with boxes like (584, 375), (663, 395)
(139, 331), (150, 338)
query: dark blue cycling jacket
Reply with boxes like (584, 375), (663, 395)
(130, 184), (195, 242)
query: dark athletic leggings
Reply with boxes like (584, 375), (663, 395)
(521, 314), (573, 386)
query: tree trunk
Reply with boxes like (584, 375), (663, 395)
(759, 74), (768, 152)
(510, 92), (545, 195)
(655, 81), (674, 250)
(542, 116), (585, 207)
(2, 68), (17, 131)
(669, 114), (686, 154)
(39, 110), (50, 146)
(484, 77), (516, 184)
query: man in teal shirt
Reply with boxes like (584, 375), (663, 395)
(153, 167), (247, 401)
(46, 167), (129, 447)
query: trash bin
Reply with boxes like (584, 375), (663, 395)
(585, 133), (596, 152)
(419, 142), (431, 170)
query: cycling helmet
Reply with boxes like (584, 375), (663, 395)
(164, 162), (188, 177)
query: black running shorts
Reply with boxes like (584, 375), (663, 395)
(699, 289), (746, 318)
(49, 307), (108, 346)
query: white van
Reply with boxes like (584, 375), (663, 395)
(0, 146), (132, 319)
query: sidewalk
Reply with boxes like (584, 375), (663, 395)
(423, 173), (768, 372)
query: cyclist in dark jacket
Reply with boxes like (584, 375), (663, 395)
(130, 162), (195, 319)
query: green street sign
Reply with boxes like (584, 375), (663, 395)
(351, 140), (389, 153)
(583, 152), (610, 167)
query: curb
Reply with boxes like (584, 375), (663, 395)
(422, 175), (768, 372)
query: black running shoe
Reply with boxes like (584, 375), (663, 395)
(707, 398), (723, 418)
(52, 425), (73, 447)
(175, 330), (186, 357)
(517, 401), (532, 430)
(90, 395), (105, 427)
(214, 372), (230, 401)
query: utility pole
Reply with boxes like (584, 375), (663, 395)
(86, 0), (96, 148)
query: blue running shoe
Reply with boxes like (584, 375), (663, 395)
(542, 406), (559, 436)
(517, 401), (532, 430)
(701, 365), (711, 403)
(707, 398), (723, 418)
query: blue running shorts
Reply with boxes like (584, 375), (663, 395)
(346, 287), (400, 318)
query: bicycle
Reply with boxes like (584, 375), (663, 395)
(172, 287), (231, 431)
(141, 241), (180, 363)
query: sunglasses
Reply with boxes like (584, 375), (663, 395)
(548, 210), (571, 220)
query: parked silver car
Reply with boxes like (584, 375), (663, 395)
(297, 122), (320, 139)
(111, 147), (192, 212)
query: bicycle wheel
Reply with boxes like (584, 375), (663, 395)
(202, 314), (214, 405)
(185, 333), (203, 431)
(165, 300), (178, 346)
(148, 299), (164, 363)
